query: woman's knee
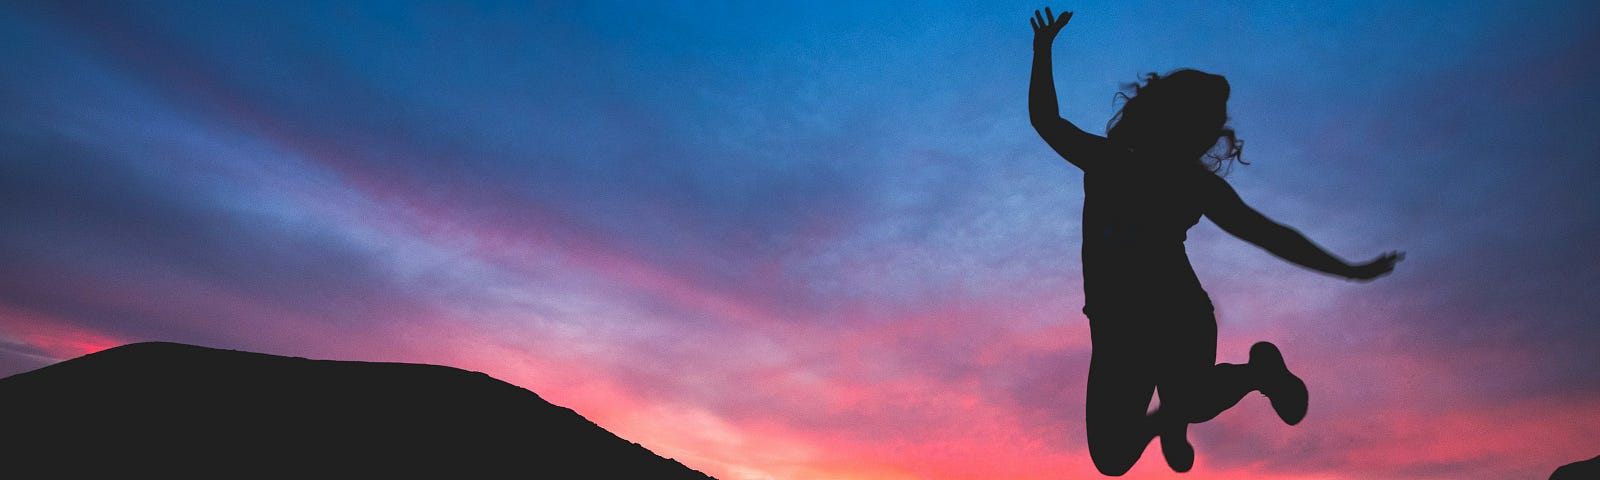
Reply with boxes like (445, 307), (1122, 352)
(1086, 420), (1149, 476)
(1088, 440), (1141, 476)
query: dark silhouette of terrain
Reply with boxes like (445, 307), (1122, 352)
(1552, 454), (1600, 480)
(0, 342), (714, 478)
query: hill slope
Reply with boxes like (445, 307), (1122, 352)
(0, 342), (713, 478)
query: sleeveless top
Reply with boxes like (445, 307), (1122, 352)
(1080, 158), (1217, 317)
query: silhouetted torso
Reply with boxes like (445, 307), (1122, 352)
(1081, 157), (1215, 317)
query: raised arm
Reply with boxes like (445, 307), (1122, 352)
(1029, 8), (1116, 171)
(1203, 177), (1403, 281)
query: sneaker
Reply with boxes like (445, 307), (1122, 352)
(1160, 426), (1194, 472)
(1250, 341), (1308, 425)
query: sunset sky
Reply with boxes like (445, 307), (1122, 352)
(3, 1), (1598, 478)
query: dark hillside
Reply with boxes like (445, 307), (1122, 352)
(0, 342), (713, 478)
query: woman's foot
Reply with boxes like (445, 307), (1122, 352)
(1250, 341), (1308, 425)
(1159, 424), (1194, 472)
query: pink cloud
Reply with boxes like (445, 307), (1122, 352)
(0, 305), (122, 363)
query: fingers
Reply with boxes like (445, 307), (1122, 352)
(1377, 251), (1404, 269)
(1032, 7), (1073, 32)
(1361, 252), (1404, 280)
(1349, 252), (1403, 281)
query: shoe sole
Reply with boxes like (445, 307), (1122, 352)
(1251, 342), (1308, 425)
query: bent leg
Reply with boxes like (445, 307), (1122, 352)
(1086, 357), (1155, 475)
(1085, 337), (1158, 476)
(1163, 362), (1256, 424)
(1154, 315), (1256, 424)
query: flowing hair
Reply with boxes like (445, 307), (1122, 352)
(1106, 70), (1247, 175)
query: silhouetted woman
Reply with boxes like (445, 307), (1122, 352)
(1028, 8), (1403, 476)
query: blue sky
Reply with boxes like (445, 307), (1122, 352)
(3, 1), (1598, 478)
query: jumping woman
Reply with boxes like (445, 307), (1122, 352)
(1028, 8), (1403, 476)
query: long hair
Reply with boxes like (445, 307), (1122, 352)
(1106, 69), (1247, 174)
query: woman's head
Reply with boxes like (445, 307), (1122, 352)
(1106, 69), (1245, 173)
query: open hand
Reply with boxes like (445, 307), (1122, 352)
(1349, 251), (1404, 281)
(1030, 7), (1073, 50)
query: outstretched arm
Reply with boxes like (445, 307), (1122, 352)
(1205, 178), (1403, 281)
(1029, 8), (1115, 171)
